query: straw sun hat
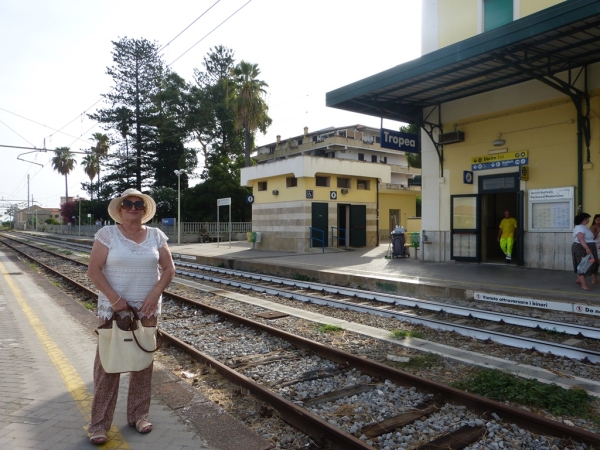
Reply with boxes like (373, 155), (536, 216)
(107, 188), (157, 224)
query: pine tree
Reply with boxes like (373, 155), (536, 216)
(89, 37), (165, 192)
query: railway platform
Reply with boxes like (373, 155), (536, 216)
(17, 229), (600, 309)
(0, 247), (272, 450)
(169, 239), (600, 310)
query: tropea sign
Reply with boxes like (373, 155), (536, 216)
(380, 128), (419, 153)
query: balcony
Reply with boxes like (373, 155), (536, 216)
(379, 183), (421, 192)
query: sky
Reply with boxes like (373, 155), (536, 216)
(0, 0), (422, 217)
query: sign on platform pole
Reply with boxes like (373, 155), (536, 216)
(217, 198), (232, 248)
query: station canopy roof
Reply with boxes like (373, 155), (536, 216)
(326, 0), (600, 124)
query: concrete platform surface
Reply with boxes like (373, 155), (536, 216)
(0, 247), (272, 450)
(167, 239), (600, 308)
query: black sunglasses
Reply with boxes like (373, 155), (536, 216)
(121, 200), (145, 211)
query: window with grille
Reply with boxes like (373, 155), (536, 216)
(484, 0), (513, 31)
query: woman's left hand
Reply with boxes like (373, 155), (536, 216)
(140, 292), (160, 316)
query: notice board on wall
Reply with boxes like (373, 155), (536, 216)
(528, 187), (574, 232)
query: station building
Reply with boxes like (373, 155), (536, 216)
(240, 125), (421, 252)
(326, 0), (600, 270)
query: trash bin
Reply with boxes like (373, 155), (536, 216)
(246, 232), (252, 242)
(250, 232), (257, 243)
(409, 232), (420, 248)
(390, 226), (408, 258)
(255, 232), (262, 243)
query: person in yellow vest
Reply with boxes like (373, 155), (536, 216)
(497, 210), (517, 263)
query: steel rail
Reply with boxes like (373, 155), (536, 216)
(4, 234), (600, 363)
(13, 233), (600, 340)
(3, 236), (600, 448)
(176, 268), (600, 363)
(175, 261), (600, 340)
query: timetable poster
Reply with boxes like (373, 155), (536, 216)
(531, 201), (571, 230)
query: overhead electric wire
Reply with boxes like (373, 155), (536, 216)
(168, 0), (253, 66)
(0, 120), (37, 148)
(158, 0), (221, 53)
(39, 1), (224, 147)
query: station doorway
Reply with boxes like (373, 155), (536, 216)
(481, 192), (518, 263)
(336, 204), (367, 248)
(450, 172), (524, 265)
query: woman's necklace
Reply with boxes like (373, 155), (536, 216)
(120, 224), (144, 239)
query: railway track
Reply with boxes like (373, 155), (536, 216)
(2, 233), (600, 449)
(9, 232), (600, 360)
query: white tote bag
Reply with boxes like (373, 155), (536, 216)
(97, 309), (159, 374)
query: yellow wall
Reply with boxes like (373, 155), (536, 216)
(251, 173), (378, 204)
(438, 0), (478, 49)
(437, 0), (567, 49)
(442, 91), (600, 216)
(520, 0), (565, 17)
(379, 192), (419, 231)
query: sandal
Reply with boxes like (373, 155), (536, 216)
(130, 418), (152, 434)
(90, 430), (107, 445)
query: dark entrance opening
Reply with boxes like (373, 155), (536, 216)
(311, 202), (328, 247)
(337, 204), (348, 248)
(478, 172), (523, 265)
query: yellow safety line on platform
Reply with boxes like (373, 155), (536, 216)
(0, 260), (130, 449)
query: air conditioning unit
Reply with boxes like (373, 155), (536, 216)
(341, 188), (349, 194)
(272, 190), (279, 195)
(439, 131), (465, 145)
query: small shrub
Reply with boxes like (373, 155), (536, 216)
(316, 324), (343, 333)
(391, 329), (424, 339)
(451, 369), (593, 417)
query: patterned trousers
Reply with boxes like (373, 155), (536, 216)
(89, 314), (157, 434)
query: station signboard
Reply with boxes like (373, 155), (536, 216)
(471, 150), (528, 171)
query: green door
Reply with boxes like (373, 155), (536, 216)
(311, 203), (328, 247)
(350, 205), (366, 247)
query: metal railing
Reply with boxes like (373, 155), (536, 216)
(42, 222), (252, 239)
(309, 227), (325, 253)
(330, 226), (346, 250)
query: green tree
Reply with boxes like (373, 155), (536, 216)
(188, 46), (238, 175)
(401, 124), (421, 168)
(82, 153), (99, 199)
(90, 132), (110, 197)
(51, 147), (77, 203)
(229, 60), (272, 167)
(152, 72), (196, 188)
(182, 47), (252, 222)
(89, 37), (165, 192)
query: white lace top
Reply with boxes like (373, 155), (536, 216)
(95, 225), (169, 320)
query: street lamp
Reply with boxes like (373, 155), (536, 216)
(174, 170), (184, 245)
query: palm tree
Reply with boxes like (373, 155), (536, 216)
(82, 153), (99, 199)
(51, 147), (77, 203)
(90, 132), (110, 198)
(230, 61), (272, 167)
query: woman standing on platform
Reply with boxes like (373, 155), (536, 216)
(87, 189), (175, 445)
(572, 212), (598, 291)
(589, 214), (600, 284)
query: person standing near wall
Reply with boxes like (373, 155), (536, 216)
(497, 210), (517, 263)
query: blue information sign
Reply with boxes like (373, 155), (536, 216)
(162, 218), (175, 226)
(380, 128), (419, 153)
(472, 158), (528, 171)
